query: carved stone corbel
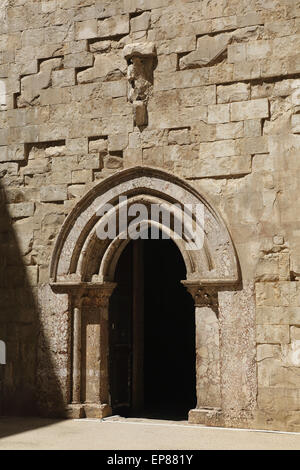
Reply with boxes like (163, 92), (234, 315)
(123, 42), (157, 128)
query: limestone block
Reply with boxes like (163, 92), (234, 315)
(142, 147), (164, 167)
(18, 58), (62, 106)
(217, 83), (250, 104)
(77, 53), (126, 84)
(5, 144), (26, 162)
(156, 54), (177, 73)
(168, 129), (190, 145)
(51, 170), (72, 184)
(231, 99), (269, 121)
(124, 0), (169, 12)
(133, 101), (147, 127)
(200, 139), (237, 158)
(123, 42), (156, 59)
(157, 36), (196, 55)
(64, 52), (94, 69)
(0, 78), (6, 110)
(228, 43), (247, 63)
(281, 334), (300, 367)
(89, 138), (108, 154)
(102, 80), (127, 98)
(40, 185), (68, 202)
(256, 325), (290, 344)
(244, 119), (262, 137)
(75, 19), (98, 40)
(0, 146), (7, 162)
(208, 104), (230, 124)
(71, 169), (92, 184)
(123, 148), (142, 167)
(178, 86), (216, 106)
(108, 134), (128, 152)
(237, 12), (264, 28)
(257, 387), (300, 413)
(256, 306), (291, 325)
(98, 15), (129, 38)
(52, 69), (75, 88)
(188, 154), (251, 178)
(78, 154), (102, 170)
(66, 138), (88, 155)
(179, 33), (231, 69)
(291, 114), (300, 134)
(8, 202), (35, 219)
(68, 185), (86, 200)
(290, 326), (300, 341)
(246, 40), (272, 61)
(209, 63), (234, 85)
(215, 122), (244, 140)
(104, 155), (123, 169)
(148, 105), (207, 130)
(26, 265), (38, 286)
(238, 136), (268, 155)
(130, 12), (150, 32)
(257, 344), (280, 362)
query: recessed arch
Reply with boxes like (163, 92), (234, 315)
(50, 167), (239, 288)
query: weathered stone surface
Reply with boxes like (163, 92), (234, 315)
(217, 83), (250, 104)
(77, 52), (126, 83)
(179, 33), (231, 69)
(2, 0), (300, 434)
(40, 185), (68, 203)
(7, 202), (35, 219)
(231, 99), (269, 121)
(75, 19), (98, 40)
(98, 14), (129, 38)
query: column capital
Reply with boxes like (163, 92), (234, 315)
(182, 281), (218, 309)
(81, 282), (117, 308)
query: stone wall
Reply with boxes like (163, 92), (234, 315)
(1, 0), (300, 430)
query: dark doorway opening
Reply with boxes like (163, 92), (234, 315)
(109, 235), (196, 420)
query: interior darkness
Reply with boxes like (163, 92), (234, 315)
(143, 237), (196, 418)
(109, 234), (196, 420)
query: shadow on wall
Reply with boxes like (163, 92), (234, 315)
(0, 179), (64, 437)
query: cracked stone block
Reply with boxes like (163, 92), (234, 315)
(77, 53), (126, 84)
(179, 33), (231, 69)
(18, 58), (62, 107)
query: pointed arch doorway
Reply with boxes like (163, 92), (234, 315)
(50, 167), (240, 423)
(109, 234), (196, 419)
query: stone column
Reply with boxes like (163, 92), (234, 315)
(65, 294), (85, 419)
(183, 283), (222, 426)
(72, 305), (82, 404)
(83, 284), (116, 419)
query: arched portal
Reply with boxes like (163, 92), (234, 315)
(50, 167), (239, 421)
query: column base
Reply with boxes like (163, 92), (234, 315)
(65, 404), (85, 419)
(64, 403), (112, 419)
(84, 403), (112, 419)
(188, 407), (223, 427)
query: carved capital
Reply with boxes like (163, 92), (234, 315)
(80, 282), (117, 308)
(182, 281), (218, 309)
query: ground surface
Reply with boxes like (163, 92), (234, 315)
(0, 417), (300, 450)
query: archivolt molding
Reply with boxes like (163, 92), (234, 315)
(50, 167), (239, 289)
